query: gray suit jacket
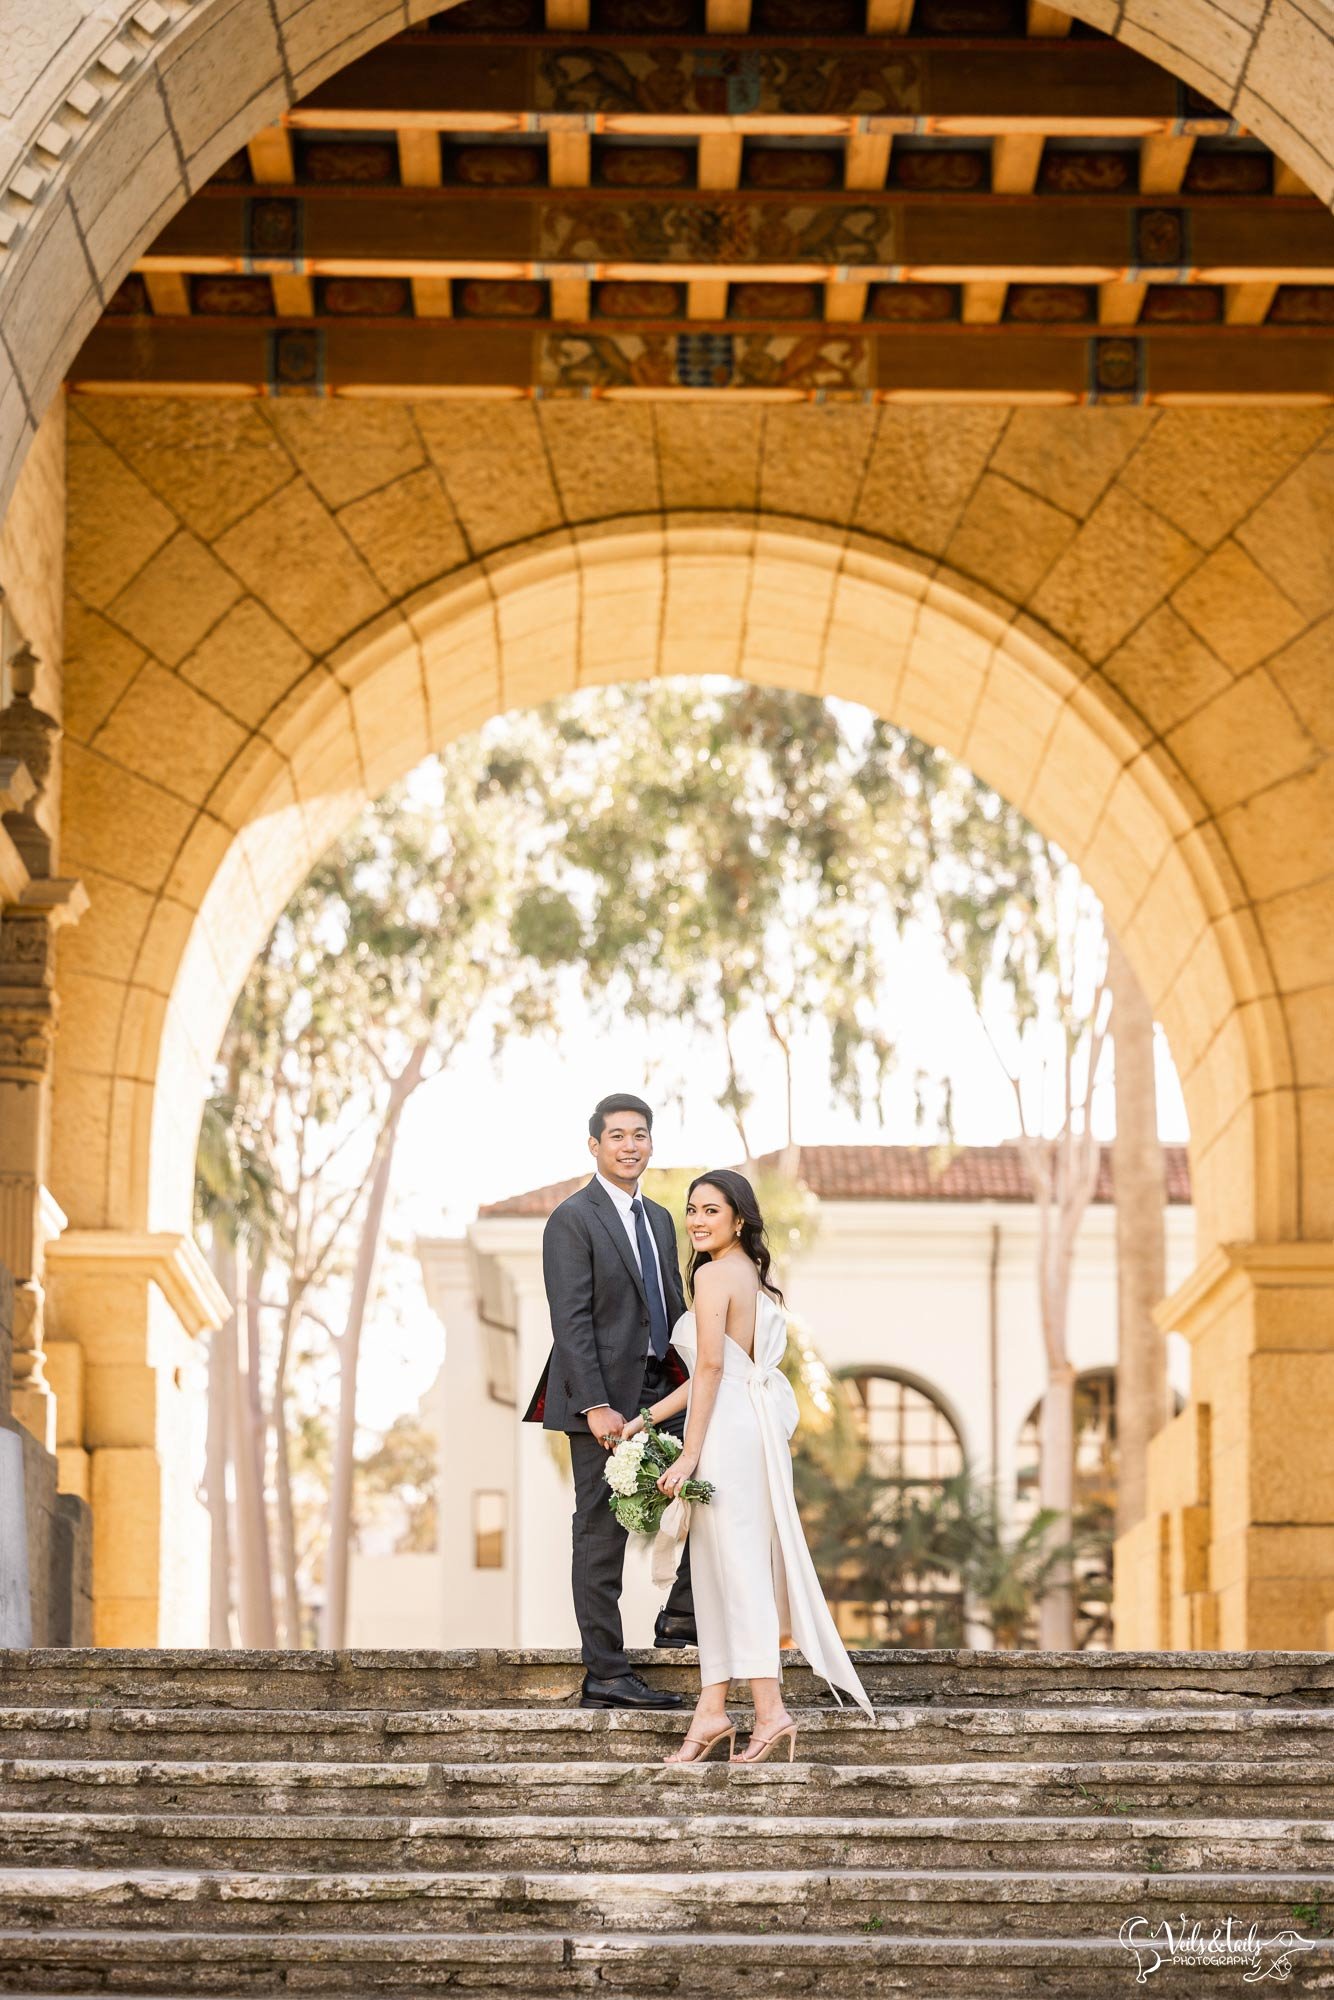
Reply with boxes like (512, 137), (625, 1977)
(533, 1177), (687, 1435)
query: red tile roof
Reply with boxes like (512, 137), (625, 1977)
(477, 1142), (1191, 1216)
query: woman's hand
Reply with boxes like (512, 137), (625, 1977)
(621, 1414), (646, 1441)
(657, 1455), (698, 1497)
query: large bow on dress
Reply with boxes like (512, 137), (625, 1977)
(746, 1294), (873, 1717)
(652, 1295), (873, 1717)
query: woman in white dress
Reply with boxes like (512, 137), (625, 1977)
(620, 1169), (872, 1764)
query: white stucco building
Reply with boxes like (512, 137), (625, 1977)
(348, 1144), (1194, 1650)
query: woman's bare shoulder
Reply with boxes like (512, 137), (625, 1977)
(693, 1260), (727, 1294)
(696, 1258), (755, 1301)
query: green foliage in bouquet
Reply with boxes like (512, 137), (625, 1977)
(603, 1416), (715, 1536)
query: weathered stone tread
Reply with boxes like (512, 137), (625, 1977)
(5, 1648), (1334, 1713)
(4, 1650), (1332, 1993)
(3, 1930), (1334, 1997)
(1, 1808), (1332, 1873)
(3, 1863), (1333, 1937)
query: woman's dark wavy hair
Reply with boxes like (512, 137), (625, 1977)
(685, 1169), (784, 1305)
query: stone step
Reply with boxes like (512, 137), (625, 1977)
(3, 1808), (1332, 1874)
(4, 1700), (1329, 1765)
(2, 1929), (1331, 1999)
(3, 1865), (1332, 1937)
(5, 1647), (1333, 1714)
(5, 1755), (1333, 1819)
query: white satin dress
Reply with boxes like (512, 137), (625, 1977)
(660, 1292), (873, 1716)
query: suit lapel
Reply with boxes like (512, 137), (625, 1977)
(584, 1177), (647, 1303)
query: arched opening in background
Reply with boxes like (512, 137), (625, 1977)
(832, 1365), (967, 1648)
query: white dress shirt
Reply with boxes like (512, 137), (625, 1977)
(582, 1173), (670, 1412)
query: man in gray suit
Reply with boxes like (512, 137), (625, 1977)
(525, 1093), (695, 1709)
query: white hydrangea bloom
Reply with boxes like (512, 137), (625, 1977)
(603, 1435), (647, 1496)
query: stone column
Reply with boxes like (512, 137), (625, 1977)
(0, 646), (86, 1451)
(44, 1230), (229, 1646)
(1113, 1245), (1334, 1651)
(0, 1263), (34, 1645)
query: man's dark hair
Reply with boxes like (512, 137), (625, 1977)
(589, 1093), (654, 1140)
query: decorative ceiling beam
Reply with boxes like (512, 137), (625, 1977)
(991, 135), (1044, 194)
(396, 130), (441, 188)
(845, 133), (892, 192)
(1026, 2), (1072, 33)
(247, 127), (294, 184)
(70, 319), (1334, 408)
(962, 281), (1008, 323)
(143, 271), (190, 317)
(270, 274), (315, 315)
(687, 279), (729, 318)
(706, 0), (752, 28)
(1139, 133), (1195, 196)
(1274, 161), (1315, 197)
(412, 278), (453, 318)
(551, 276), (592, 318)
(547, 132), (591, 187)
(1224, 281), (1278, 323)
(826, 280), (869, 319)
(1098, 280), (1147, 323)
(697, 134), (743, 191)
(142, 192), (1334, 287)
(294, 39), (1195, 136)
(866, 0), (915, 29)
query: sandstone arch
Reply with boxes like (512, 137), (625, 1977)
(57, 392), (1334, 1260)
(106, 518), (1273, 1252)
(38, 384), (1334, 1650)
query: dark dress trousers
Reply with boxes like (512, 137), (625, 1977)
(524, 1177), (694, 1678)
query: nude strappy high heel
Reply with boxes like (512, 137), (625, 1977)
(663, 1719), (736, 1765)
(736, 1719), (798, 1764)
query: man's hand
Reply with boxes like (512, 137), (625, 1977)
(586, 1406), (627, 1449)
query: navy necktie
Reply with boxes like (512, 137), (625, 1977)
(631, 1197), (670, 1359)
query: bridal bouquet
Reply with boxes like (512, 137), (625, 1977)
(603, 1416), (715, 1535)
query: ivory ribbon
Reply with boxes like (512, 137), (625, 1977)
(651, 1494), (691, 1588)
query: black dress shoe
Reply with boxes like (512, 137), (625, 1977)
(653, 1610), (698, 1649)
(580, 1670), (684, 1710)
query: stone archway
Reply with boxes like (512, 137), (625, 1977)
(54, 394), (1331, 1260)
(121, 518), (1275, 1251)
(3, 0), (1334, 516)
(40, 381), (1334, 1650)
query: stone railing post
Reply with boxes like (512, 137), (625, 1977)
(1114, 1244), (1334, 1651)
(44, 1231), (229, 1645)
(0, 1262), (34, 1645)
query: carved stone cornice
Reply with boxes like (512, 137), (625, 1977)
(0, 1002), (55, 1083)
(1154, 1241), (1334, 1346)
(46, 1230), (230, 1338)
(18, 878), (88, 928)
(0, 877), (88, 1082)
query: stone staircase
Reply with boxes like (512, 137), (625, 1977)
(1, 1647), (1334, 1995)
